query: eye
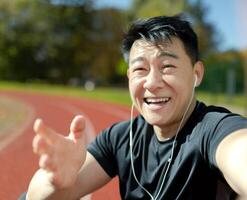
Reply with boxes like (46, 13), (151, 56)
(133, 67), (147, 72)
(162, 64), (175, 69)
(130, 65), (149, 73)
(160, 64), (175, 74)
(129, 65), (149, 77)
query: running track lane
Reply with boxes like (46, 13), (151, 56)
(0, 90), (131, 200)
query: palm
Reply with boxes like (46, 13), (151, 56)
(33, 115), (86, 188)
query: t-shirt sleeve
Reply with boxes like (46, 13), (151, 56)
(87, 126), (118, 178)
(203, 113), (247, 169)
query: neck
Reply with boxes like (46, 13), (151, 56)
(154, 99), (197, 141)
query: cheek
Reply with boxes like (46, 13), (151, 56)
(164, 72), (193, 90)
(128, 78), (144, 99)
(175, 81), (194, 104)
(175, 81), (192, 94)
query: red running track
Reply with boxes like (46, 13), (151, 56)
(0, 90), (131, 200)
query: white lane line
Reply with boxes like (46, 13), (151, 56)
(0, 96), (35, 151)
(54, 102), (96, 144)
(84, 103), (130, 120)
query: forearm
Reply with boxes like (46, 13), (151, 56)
(26, 169), (74, 200)
(216, 129), (247, 200)
(236, 194), (247, 200)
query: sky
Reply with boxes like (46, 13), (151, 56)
(202, 0), (247, 51)
(94, 0), (247, 51)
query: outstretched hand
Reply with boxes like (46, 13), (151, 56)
(32, 115), (87, 189)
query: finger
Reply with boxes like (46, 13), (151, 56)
(33, 118), (57, 144)
(39, 154), (56, 171)
(70, 115), (86, 140)
(33, 134), (51, 155)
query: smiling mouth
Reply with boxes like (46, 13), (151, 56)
(144, 97), (171, 105)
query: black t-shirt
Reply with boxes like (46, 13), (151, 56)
(87, 101), (247, 200)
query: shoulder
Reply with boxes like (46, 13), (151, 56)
(194, 101), (246, 127)
(107, 114), (146, 136)
(196, 101), (231, 118)
(191, 101), (247, 144)
(90, 115), (147, 148)
(188, 101), (247, 153)
(191, 101), (247, 164)
(86, 115), (148, 178)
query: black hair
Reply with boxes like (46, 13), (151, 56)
(122, 14), (199, 64)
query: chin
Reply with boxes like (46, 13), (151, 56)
(145, 116), (167, 126)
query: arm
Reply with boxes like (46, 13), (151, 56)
(26, 116), (111, 200)
(216, 128), (247, 199)
(27, 152), (111, 200)
(71, 152), (112, 199)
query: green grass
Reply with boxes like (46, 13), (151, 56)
(197, 91), (247, 108)
(197, 91), (247, 116)
(0, 81), (246, 110)
(0, 81), (132, 105)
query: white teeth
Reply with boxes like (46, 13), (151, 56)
(145, 97), (170, 104)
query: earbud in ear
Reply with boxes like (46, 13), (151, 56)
(194, 75), (198, 88)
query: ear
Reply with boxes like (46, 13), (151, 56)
(193, 61), (204, 87)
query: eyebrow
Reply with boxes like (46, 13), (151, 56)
(158, 51), (179, 59)
(130, 51), (179, 65)
(130, 57), (145, 65)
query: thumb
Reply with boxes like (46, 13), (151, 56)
(70, 115), (86, 140)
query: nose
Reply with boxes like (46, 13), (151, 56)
(143, 69), (164, 91)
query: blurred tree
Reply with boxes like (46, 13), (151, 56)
(85, 8), (126, 85)
(240, 49), (247, 113)
(129, 0), (186, 18)
(39, 1), (96, 83)
(0, 0), (96, 83)
(0, 0), (126, 85)
(0, 0), (236, 88)
(186, 0), (220, 58)
(201, 50), (245, 94)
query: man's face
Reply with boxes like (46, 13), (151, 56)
(127, 38), (201, 128)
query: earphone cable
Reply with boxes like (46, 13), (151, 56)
(129, 87), (195, 200)
(129, 104), (155, 200)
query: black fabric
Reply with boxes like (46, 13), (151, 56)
(87, 101), (247, 200)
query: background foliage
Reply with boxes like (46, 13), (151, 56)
(0, 0), (246, 95)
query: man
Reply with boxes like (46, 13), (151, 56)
(25, 15), (247, 200)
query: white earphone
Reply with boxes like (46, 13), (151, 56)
(129, 74), (198, 200)
(194, 75), (198, 88)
